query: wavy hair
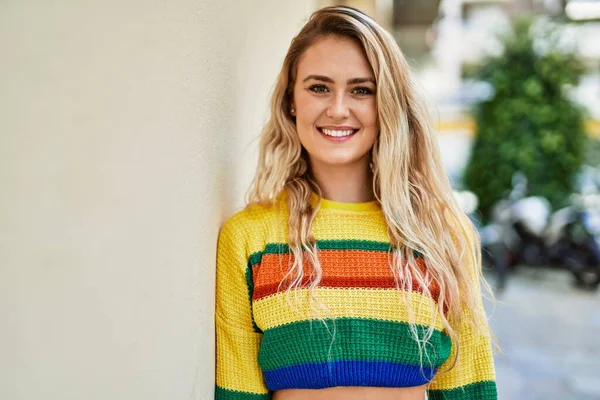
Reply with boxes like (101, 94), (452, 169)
(246, 6), (493, 373)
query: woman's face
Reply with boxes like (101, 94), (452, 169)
(292, 36), (378, 170)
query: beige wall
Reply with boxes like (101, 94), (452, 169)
(0, 1), (314, 399)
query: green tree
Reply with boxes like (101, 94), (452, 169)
(585, 138), (600, 167)
(464, 16), (587, 220)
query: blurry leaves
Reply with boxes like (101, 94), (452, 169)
(585, 138), (600, 167)
(464, 16), (587, 220)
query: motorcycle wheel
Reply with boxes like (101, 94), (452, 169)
(575, 268), (600, 290)
(566, 256), (600, 290)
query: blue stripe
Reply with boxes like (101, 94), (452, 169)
(263, 360), (436, 390)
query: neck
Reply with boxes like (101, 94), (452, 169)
(309, 157), (375, 203)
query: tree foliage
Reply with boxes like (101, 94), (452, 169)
(464, 16), (587, 219)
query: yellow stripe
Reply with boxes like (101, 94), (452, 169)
(312, 211), (389, 242)
(216, 217), (255, 329)
(429, 341), (496, 389)
(242, 204), (288, 257)
(215, 314), (269, 394)
(253, 287), (444, 331)
(242, 203), (390, 256)
(428, 307), (496, 389)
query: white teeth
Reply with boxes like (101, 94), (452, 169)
(321, 128), (355, 137)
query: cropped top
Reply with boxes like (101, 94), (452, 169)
(215, 194), (497, 400)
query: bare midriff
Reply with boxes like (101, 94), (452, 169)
(273, 385), (427, 400)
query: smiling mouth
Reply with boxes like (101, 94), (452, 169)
(317, 127), (360, 138)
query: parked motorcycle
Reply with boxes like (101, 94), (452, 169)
(480, 170), (600, 291)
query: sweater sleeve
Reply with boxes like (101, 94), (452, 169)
(426, 260), (497, 399)
(426, 302), (497, 399)
(215, 216), (271, 400)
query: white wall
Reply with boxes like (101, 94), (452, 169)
(0, 1), (314, 399)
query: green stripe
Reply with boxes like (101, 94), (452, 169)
(248, 251), (264, 268)
(260, 240), (393, 255)
(248, 240), (426, 266)
(316, 240), (393, 251)
(244, 261), (261, 333)
(249, 240), (424, 267)
(257, 318), (451, 372)
(215, 386), (271, 400)
(427, 381), (497, 400)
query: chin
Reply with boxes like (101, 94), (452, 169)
(316, 155), (364, 167)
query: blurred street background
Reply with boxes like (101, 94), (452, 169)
(486, 267), (600, 399)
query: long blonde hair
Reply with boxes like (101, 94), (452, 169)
(247, 6), (492, 372)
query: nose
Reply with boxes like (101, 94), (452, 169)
(326, 93), (350, 120)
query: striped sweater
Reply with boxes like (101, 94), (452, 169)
(215, 193), (497, 399)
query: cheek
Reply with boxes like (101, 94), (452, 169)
(358, 101), (378, 130)
(361, 102), (379, 147)
(294, 93), (317, 145)
(296, 93), (322, 121)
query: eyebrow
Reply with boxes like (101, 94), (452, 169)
(302, 75), (376, 85)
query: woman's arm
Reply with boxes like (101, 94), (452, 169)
(215, 215), (271, 400)
(426, 303), (497, 399)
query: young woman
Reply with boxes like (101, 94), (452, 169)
(215, 6), (497, 400)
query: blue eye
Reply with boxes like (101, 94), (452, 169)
(352, 86), (374, 96)
(309, 84), (329, 93)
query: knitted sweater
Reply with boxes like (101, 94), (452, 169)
(215, 194), (497, 400)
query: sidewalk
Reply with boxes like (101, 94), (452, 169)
(485, 267), (600, 400)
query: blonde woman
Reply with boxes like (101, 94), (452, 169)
(215, 6), (496, 400)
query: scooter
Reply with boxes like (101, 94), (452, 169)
(479, 171), (600, 291)
(544, 167), (600, 288)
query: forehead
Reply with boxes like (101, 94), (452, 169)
(296, 36), (374, 80)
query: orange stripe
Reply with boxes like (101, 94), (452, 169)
(252, 250), (440, 301)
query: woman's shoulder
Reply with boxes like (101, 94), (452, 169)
(220, 199), (286, 244)
(225, 200), (283, 226)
